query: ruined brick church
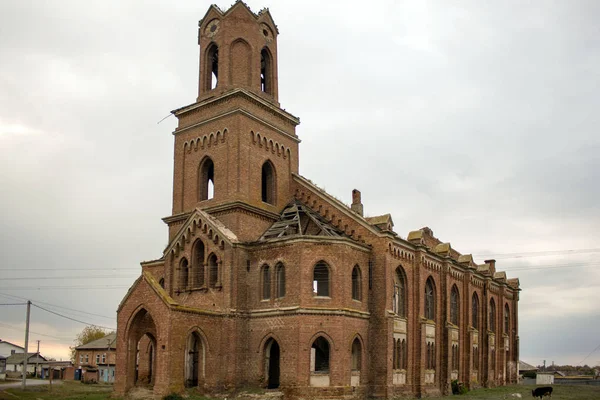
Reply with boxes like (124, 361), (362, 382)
(115, 2), (520, 398)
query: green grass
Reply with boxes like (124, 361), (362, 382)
(2, 382), (599, 400)
(0, 381), (116, 400)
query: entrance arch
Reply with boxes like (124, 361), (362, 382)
(185, 331), (205, 388)
(125, 308), (158, 390)
(264, 338), (280, 389)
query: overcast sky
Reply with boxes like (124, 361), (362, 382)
(1, 0), (599, 367)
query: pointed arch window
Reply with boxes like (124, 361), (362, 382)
(313, 262), (330, 297)
(489, 298), (496, 332)
(450, 285), (459, 325)
(394, 266), (407, 318)
(311, 337), (330, 373)
(425, 277), (435, 321)
(261, 160), (276, 204)
(351, 338), (362, 371)
(261, 48), (273, 95)
(208, 253), (218, 288)
(472, 292), (480, 330)
(275, 263), (285, 298)
(193, 240), (205, 287)
(351, 265), (361, 301)
(504, 303), (510, 333)
(198, 157), (215, 201)
(261, 264), (271, 300)
(204, 43), (219, 91)
(180, 258), (189, 291)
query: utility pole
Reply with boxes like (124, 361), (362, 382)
(21, 300), (31, 390)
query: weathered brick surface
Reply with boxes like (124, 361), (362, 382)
(115, 3), (520, 399)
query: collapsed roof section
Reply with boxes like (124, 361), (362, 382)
(259, 199), (346, 241)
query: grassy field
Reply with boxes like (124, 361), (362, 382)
(1, 382), (599, 400)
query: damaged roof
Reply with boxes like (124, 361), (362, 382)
(260, 200), (346, 241)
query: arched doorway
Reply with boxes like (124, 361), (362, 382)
(125, 308), (158, 390)
(264, 338), (280, 389)
(185, 332), (205, 388)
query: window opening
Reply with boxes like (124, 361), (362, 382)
(472, 293), (479, 330)
(313, 262), (329, 296)
(489, 298), (496, 332)
(199, 158), (215, 201)
(180, 258), (189, 290)
(194, 240), (205, 287)
(450, 285), (459, 325)
(262, 265), (271, 300)
(394, 267), (407, 317)
(208, 254), (218, 288)
(206, 44), (218, 90)
(351, 338), (361, 371)
(425, 278), (435, 320)
(351, 265), (361, 301)
(311, 337), (330, 373)
(504, 303), (510, 333)
(159, 278), (165, 289)
(261, 161), (276, 204)
(260, 48), (272, 94)
(276, 263), (285, 298)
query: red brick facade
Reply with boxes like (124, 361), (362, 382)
(115, 2), (520, 398)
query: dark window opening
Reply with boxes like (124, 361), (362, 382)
(194, 240), (205, 287)
(159, 278), (165, 289)
(472, 293), (479, 330)
(351, 338), (361, 371)
(276, 263), (285, 298)
(394, 267), (407, 317)
(425, 278), (435, 320)
(450, 285), (459, 325)
(261, 161), (276, 204)
(504, 303), (510, 333)
(199, 158), (215, 201)
(426, 342), (436, 370)
(205, 44), (218, 91)
(489, 299), (496, 332)
(262, 264), (271, 300)
(313, 263), (330, 296)
(180, 258), (189, 291)
(261, 48), (272, 94)
(351, 265), (361, 301)
(208, 253), (218, 288)
(311, 337), (330, 373)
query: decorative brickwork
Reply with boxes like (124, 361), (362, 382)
(115, 2), (519, 398)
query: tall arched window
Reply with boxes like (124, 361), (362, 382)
(504, 303), (510, 333)
(275, 263), (285, 298)
(472, 292), (480, 330)
(261, 161), (276, 204)
(450, 285), (459, 325)
(262, 264), (271, 300)
(489, 298), (496, 332)
(208, 253), (218, 288)
(311, 337), (330, 373)
(193, 240), (205, 287)
(313, 262), (330, 297)
(260, 47), (273, 95)
(351, 338), (362, 372)
(204, 43), (219, 91)
(198, 157), (215, 201)
(180, 258), (189, 290)
(394, 266), (407, 317)
(425, 277), (435, 321)
(351, 265), (361, 301)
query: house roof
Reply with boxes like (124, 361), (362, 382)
(260, 200), (347, 241)
(6, 352), (46, 364)
(519, 360), (538, 371)
(0, 339), (25, 350)
(75, 332), (116, 350)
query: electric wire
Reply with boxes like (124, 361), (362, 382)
(578, 343), (600, 365)
(32, 303), (116, 331)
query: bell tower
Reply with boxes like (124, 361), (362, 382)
(166, 2), (300, 242)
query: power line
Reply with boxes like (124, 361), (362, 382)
(0, 292), (116, 320)
(0, 322), (71, 342)
(474, 248), (600, 260)
(579, 343), (600, 365)
(0, 303), (27, 306)
(1, 275), (136, 281)
(32, 303), (116, 331)
(0, 286), (129, 290)
(0, 268), (139, 272)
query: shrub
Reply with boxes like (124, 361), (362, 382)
(163, 394), (184, 400)
(523, 371), (537, 379)
(451, 380), (468, 395)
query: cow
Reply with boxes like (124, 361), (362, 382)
(532, 386), (553, 399)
